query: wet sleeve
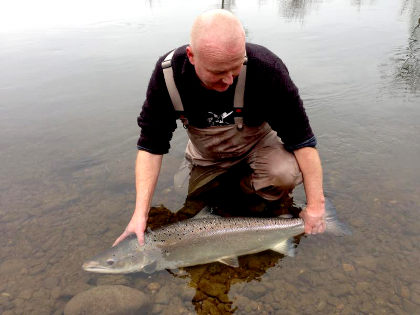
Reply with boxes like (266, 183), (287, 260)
(137, 57), (178, 154)
(265, 59), (317, 152)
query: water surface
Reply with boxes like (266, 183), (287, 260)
(1, 0), (419, 313)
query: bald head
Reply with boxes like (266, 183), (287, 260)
(186, 10), (246, 92)
(190, 9), (245, 58)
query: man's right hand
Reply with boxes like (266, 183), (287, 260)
(112, 213), (148, 247)
(113, 151), (162, 247)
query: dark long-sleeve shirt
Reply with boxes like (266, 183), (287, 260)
(137, 43), (316, 154)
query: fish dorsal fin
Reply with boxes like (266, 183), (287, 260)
(279, 214), (293, 219)
(271, 239), (295, 257)
(218, 257), (239, 268)
(193, 206), (218, 219)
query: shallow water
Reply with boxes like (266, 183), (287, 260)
(1, 0), (419, 314)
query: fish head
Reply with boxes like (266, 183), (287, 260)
(82, 236), (162, 274)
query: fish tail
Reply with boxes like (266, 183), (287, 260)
(324, 198), (352, 236)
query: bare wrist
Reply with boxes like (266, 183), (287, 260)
(133, 207), (149, 219)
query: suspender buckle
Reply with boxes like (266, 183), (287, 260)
(161, 60), (172, 69)
(234, 108), (244, 130)
(234, 117), (244, 130)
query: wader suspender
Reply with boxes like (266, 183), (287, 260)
(161, 49), (248, 130)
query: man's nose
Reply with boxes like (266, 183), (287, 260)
(222, 72), (234, 85)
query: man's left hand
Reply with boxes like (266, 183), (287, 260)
(299, 205), (326, 234)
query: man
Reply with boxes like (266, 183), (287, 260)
(113, 9), (326, 247)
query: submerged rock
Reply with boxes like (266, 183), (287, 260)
(0, 259), (26, 274)
(147, 282), (161, 293)
(154, 286), (172, 305)
(342, 263), (355, 272)
(64, 285), (148, 315)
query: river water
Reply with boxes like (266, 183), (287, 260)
(1, 0), (419, 314)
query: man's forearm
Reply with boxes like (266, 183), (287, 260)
(112, 150), (163, 246)
(132, 150), (163, 219)
(293, 147), (325, 215)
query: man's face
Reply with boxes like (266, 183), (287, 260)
(187, 46), (244, 92)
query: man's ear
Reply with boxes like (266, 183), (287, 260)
(186, 46), (195, 65)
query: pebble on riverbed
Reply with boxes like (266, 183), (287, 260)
(64, 285), (149, 315)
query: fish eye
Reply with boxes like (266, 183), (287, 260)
(106, 259), (114, 266)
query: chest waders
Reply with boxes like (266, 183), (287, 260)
(162, 49), (302, 199)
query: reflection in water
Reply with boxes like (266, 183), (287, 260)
(221, 0), (235, 10)
(351, 0), (377, 11)
(396, 0), (420, 91)
(378, 0), (420, 93)
(147, 170), (302, 314)
(221, 0), (322, 22)
(279, 0), (321, 22)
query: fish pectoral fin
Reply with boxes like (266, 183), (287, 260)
(218, 257), (239, 267)
(271, 239), (295, 257)
(142, 261), (157, 274)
